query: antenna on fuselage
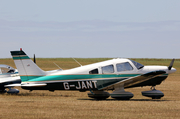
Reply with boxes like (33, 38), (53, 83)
(53, 62), (63, 70)
(72, 58), (82, 67)
(33, 54), (36, 64)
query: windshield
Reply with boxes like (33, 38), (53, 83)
(130, 60), (144, 70)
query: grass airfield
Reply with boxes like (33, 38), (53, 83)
(0, 58), (180, 119)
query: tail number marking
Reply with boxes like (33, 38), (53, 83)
(63, 81), (97, 90)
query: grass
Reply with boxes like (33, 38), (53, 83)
(0, 58), (180, 119)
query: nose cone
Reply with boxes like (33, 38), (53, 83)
(168, 67), (176, 74)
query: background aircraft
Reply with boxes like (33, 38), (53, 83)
(8, 49), (176, 100)
(0, 64), (20, 94)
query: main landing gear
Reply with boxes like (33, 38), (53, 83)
(88, 91), (110, 100)
(110, 86), (134, 100)
(141, 86), (164, 99)
(88, 85), (134, 100)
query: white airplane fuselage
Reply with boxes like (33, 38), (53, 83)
(18, 58), (176, 91)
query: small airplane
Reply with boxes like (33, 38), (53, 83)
(0, 64), (21, 94)
(7, 49), (176, 100)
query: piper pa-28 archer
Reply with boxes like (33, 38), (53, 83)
(7, 49), (176, 100)
(0, 64), (20, 94)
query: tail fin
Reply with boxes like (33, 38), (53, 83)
(11, 49), (46, 82)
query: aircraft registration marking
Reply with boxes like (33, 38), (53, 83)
(63, 81), (97, 90)
(70, 85), (75, 87)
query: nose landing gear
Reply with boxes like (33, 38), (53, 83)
(142, 86), (164, 99)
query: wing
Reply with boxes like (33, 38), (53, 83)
(98, 70), (166, 90)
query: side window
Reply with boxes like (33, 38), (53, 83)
(116, 62), (133, 72)
(102, 65), (114, 74)
(89, 68), (99, 74)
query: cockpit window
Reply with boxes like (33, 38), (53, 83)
(102, 65), (114, 74)
(116, 62), (133, 72)
(130, 60), (144, 69)
(89, 68), (99, 74)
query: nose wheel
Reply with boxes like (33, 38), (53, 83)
(142, 86), (164, 99)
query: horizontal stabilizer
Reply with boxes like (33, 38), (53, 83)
(21, 83), (47, 87)
(5, 84), (21, 87)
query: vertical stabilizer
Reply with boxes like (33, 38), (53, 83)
(11, 50), (46, 82)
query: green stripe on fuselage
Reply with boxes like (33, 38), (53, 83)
(20, 76), (43, 82)
(21, 74), (140, 82)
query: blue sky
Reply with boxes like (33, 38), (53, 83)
(0, 0), (180, 58)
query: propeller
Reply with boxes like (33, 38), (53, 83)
(33, 54), (36, 64)
(168, 59), (175, 70)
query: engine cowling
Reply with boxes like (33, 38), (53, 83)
(7, 88), (19, 94)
